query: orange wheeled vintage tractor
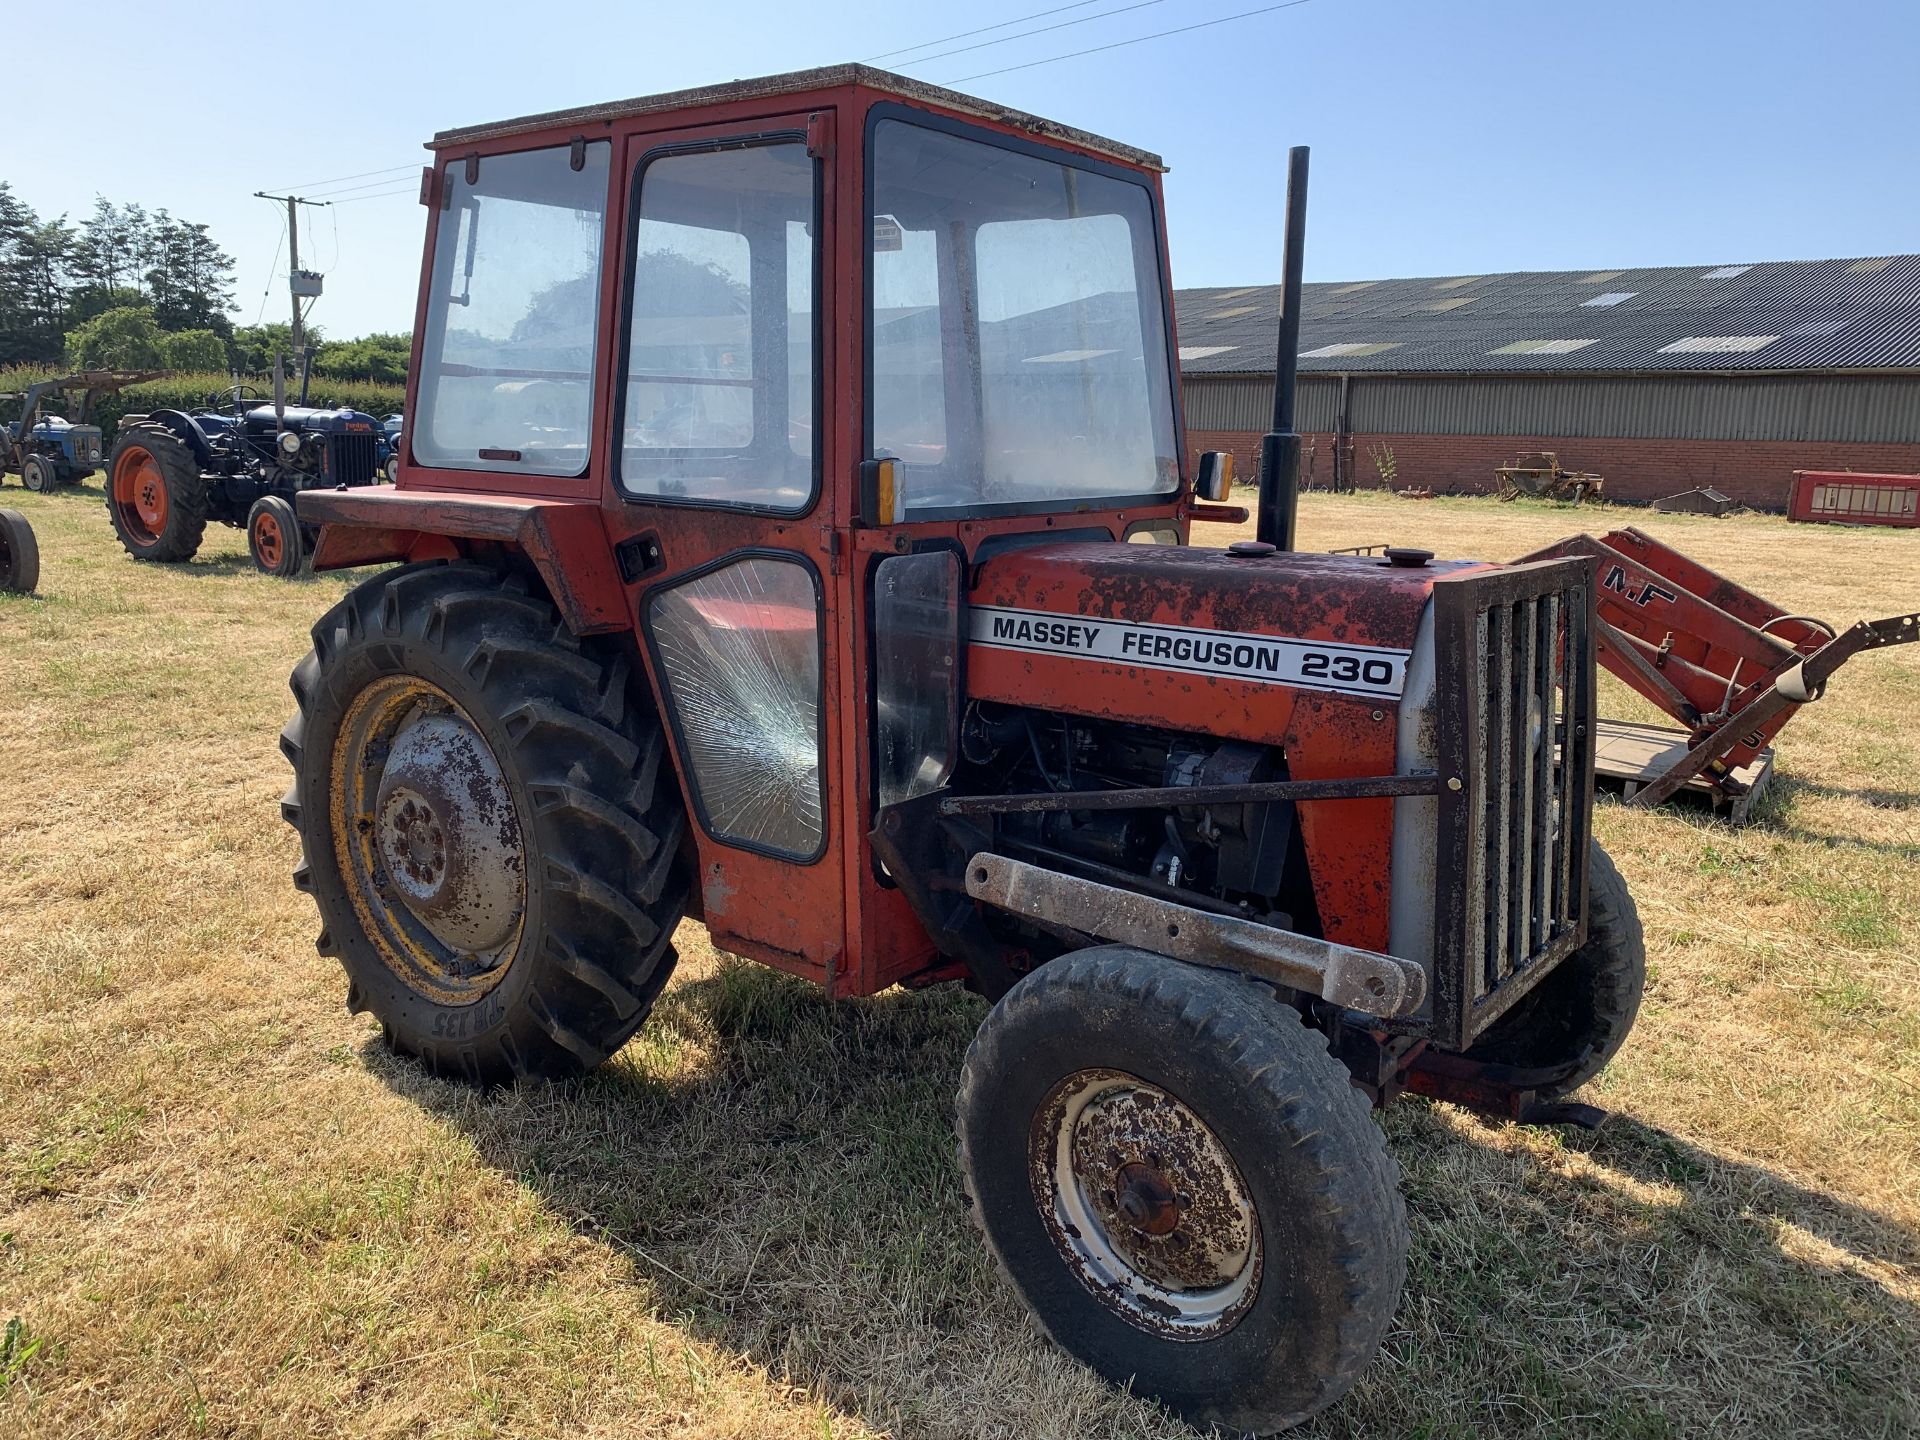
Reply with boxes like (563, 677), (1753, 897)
(277, 68), (1643, 1432)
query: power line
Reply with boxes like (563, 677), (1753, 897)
(949, 0), (1314, 82)
(896, 0), (1166, 68)
(265, 162), (415, 193)
(254, 216), (286, 327)
(297, 172), (425, 201)
(328, 186), (418, 205)
(864, 1), (1106, 61)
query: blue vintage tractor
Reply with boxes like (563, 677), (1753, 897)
(106, 379), (384, 576)
(2, 370), (162, 492)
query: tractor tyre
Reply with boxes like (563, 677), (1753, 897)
(21, 455), (57, 493)
(383, 452), (401, 484)
(106, 423), (208, 562)
(957, 946), (1407, 1434)
(0, 508), (39, 594)
(247, 495), (306, 577)
(1464, 841), (1645, 1099)
(280, 561), (691, 1084)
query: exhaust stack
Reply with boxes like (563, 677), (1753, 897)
(1256, 146), (1310, 551)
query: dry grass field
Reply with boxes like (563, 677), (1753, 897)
(1, 481), (1916, 1439)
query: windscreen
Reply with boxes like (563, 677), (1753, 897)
(869, 118), (1179, 518)
(413, 142), (610, 477)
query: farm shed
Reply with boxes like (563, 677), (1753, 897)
(1175, 255), (1920, 509)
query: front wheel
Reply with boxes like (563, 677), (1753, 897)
(21, 455), (57, 493)
(958, 947), (1407, 1434)
(281, 562), (692, 1083)
(247, 495), (306, 577)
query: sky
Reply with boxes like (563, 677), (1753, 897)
(9, 0), (1917, 340)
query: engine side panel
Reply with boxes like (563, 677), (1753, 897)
(965, 543), (1486, 952)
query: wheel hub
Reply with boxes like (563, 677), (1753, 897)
(371, 714), (524, 956)
(1032, 1069), (1262, 1338)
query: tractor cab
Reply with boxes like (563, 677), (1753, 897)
(287, 67), (1637, 1433)
(304, 66), (1207, 990)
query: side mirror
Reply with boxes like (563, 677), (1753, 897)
(1195, 451), (1234, 503)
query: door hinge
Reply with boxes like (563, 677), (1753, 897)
(820, 526), (843, 576)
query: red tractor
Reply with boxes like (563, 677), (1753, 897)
(281, 67), (1643, 1432)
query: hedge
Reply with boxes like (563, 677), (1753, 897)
(0, 366), (407, 441)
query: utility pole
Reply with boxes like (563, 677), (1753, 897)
(253, 192), (330, 393)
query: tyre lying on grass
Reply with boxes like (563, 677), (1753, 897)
(0, 508), (39, 593)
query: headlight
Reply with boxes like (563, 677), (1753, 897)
(278, 430), (303, 457)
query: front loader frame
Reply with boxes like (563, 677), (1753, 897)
(1521, 528), (1919, 813)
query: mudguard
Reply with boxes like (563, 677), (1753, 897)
(297, 485), (630, 636)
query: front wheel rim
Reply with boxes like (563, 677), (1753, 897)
(254, 510), (285, 569)
(1030, 1068), (1262, 1340)
(328, 675), (527, 1004)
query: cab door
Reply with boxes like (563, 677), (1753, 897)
(602, 111), (847, 982)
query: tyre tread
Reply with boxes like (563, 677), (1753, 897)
(282, 561), (688, 1083)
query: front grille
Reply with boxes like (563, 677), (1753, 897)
(324, 432), (380, 487)
(1429, 558), (1596, 1050)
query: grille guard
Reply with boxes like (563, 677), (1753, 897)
(1428, 557), (1597, 1051)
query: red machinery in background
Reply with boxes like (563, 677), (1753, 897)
(1522, 528), (1918, 818)
(1787, 471), (1920, 528)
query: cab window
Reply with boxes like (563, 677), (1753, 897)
(868, 116), (1179, 519)
(617, 141), (817, 512)
(414, 142), (610, 478)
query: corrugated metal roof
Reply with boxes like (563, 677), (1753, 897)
(1175, 254), (1920, 375)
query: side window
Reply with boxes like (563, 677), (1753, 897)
(648, 555), (824, 860)
(413, 142), (610, 477)
(619, 141), (816, 512)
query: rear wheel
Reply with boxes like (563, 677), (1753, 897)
(106, 424), (208, 562)
(958, 946), (1407, 1434)
(0, 509), (39, 593)
(21, 455), (57, 493)
(281, 561), (691, 1083)
(247, 495), (306, 577)
(1464, 841), (1645, 1099)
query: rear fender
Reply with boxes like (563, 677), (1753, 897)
(296, 486), (630, 636)
(134, 409), (220, 468)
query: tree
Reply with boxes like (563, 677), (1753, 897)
(314, 331), (411, 384)
(229, 321), (322, 375)
(145, 212), (236, 334)
(0, 184), (72, 365)
(72, 197), (149, 299)
(66, 305), (170, 369)
(164, 329), (228, 371)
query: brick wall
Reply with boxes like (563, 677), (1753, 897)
(1185, 429), (1920, 511)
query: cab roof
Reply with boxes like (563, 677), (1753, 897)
(429, 63), (1165, 172)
